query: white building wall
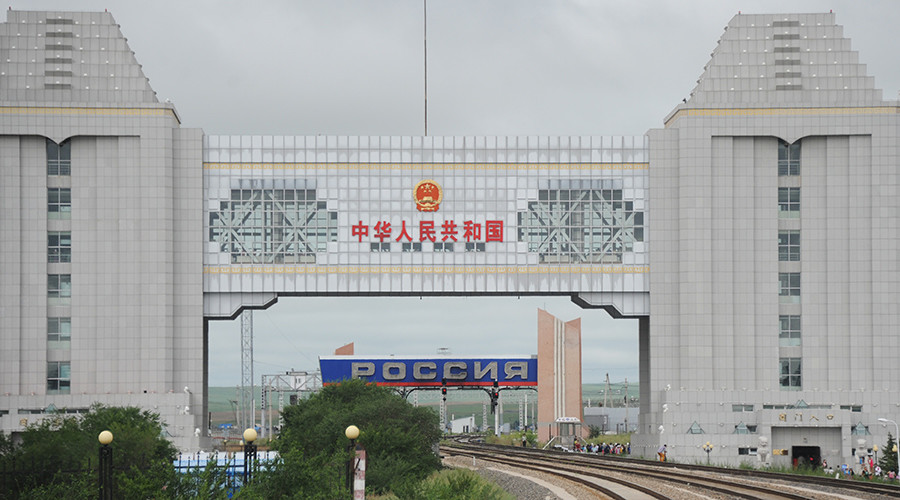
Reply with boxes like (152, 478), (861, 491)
(0, 10), (205, 451)
(638, 12), (900, 467)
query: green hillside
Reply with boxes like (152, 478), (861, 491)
(207, 381), (639, 427)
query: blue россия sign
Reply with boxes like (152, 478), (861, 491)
(319, 356), (537, 387)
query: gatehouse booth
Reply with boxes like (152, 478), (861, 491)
(550, 417), (583, 450)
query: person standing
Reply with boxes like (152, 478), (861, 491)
(658, 444), (667, 462)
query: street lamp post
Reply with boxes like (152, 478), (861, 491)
(877, 418), (900, 478)
(98, 430), (113, 500)
(702, 441), (713, 465)
(242, 428), (258, 486)
(345, 425), (360, 493)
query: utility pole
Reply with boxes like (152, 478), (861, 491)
(440, 378), (447, 431)
(240, 310), (254, 432)
(423, 0), (428, 136)
(493, 382), (500, 437)
(604, 373), (610, 409)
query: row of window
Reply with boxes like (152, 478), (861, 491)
(779, 141), (801, 391)
(47, 140), (72, 395)
(685, 421), (758, 434)
(735, 402), (862, 412)
(370, 242), (486, 253)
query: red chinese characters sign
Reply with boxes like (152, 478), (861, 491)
(351, 220), (504, 243)
(349, 179), (504, 244)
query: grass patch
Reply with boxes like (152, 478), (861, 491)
(377, 468), (515, 500)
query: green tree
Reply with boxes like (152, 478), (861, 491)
(878, 433), (898, 475)
(277, 379), (441, 495)
(0, 404), (180, 499)
(236, 448), (346, 499)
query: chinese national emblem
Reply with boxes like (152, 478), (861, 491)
(414, 180), (442, 212)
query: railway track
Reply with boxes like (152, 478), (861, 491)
(443, 448), (669, 500)
(442, 441), (900, 499)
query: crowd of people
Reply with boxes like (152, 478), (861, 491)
(824, 458), (897, 481)
(573, 441), (630, 455)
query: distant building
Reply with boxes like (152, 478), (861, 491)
(449, 415), (476, 434)
(583, 407), (637, 434)
(536, 309), (584, 443)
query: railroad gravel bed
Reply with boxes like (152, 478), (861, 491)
(444, 454), (735, 499)
(683, 467), (899, 500)
(571, 456), (898, 500)
(443, 455), (593, 500)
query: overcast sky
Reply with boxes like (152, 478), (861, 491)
(24, 1), (900, 386)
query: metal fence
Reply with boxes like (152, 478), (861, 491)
(1, 451), (277, 498)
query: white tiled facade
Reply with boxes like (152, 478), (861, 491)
(639, 13), (900, 466)
(201, 135), (650, 318)
(0, 11), (204, 450)
(0, 9), (898, 465)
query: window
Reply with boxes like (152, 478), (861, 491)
(369, 242), (390, 253)
(734, 422), (754, 434)
(465, 242), (485, 252)
(402, 242), (422, 253)
(433, 242), (454, 252)
(48, 188), (71, 219)
(778, 188), (800, 218)
(48, 231), (72, 263)
(48, 274), (71, 298)
(46, 139), (71, 176)
(738, 447), (758, 456)
(48, 317), (71, 349)
(778, 231), (800, 261)
(778, 140), (800, 175)
(851, 422), (871, 435)
(47, 361), (70, 394)
(687, 421), (705, 434)
(779, 357), (801, 390)
(779, 273), (800, 303)
(732, 404), (754, 412)
(779, 315), (801, 346)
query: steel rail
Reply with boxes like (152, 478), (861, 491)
(445, 443), (825, 500)
(443, 446), (670, 500)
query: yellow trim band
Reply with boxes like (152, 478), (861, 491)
(0, 106), (179, 123)
(203, 162), (649, 171)
(203, 265), (649, 275)
(665, 106), (899, 126)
